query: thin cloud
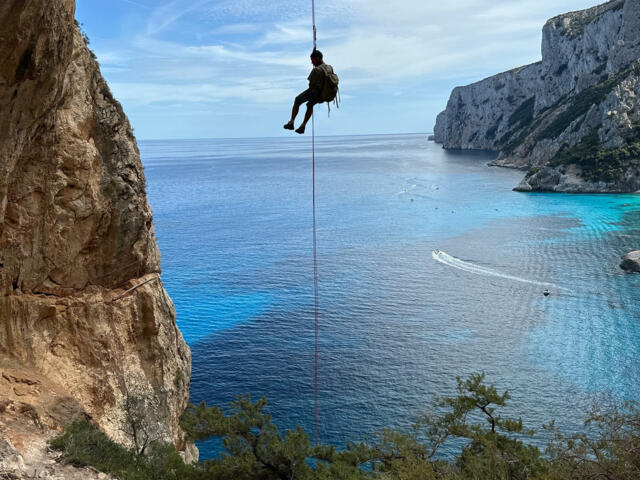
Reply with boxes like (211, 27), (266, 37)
(212, 23), (262, 35)
(99, 0), (602, 102)
(110, 80), (295, 105)
(117, 0), (152, 9)
(146, 0), (215, 35)
(82, 0), (605, 137)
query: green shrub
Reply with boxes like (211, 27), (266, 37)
(525, 167), (540, 179)
(52, 374), (640, 480)
(51, 421), (144, 478)
(536, 60), (640, 142)
(546, 401), (640, 480)
(50, 421), (197, 480)
(550, 129), (640, 182)
(561, 0), (624, 39)
(499, 103), (555, 154)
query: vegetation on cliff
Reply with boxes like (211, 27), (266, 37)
(51, 373), (640, 480)
(500, 60), (639, 158)
(537, 63), (638, 141)
(547, 129), (640, 182)
(550, 0), (625, 39)
(435, 0), (640, 191)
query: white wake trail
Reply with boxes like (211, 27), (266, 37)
(396, 184), (417, 195)
(432, 250), (566, 290)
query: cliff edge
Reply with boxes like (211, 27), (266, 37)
(0, 0), (194, 462)
(434, 0), (640, 192)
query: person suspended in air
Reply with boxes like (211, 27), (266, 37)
(284, 49), (339, 135)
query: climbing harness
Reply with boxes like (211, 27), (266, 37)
(311, 0), (320, 448)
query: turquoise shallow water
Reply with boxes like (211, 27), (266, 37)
(141, 134), (640, 458)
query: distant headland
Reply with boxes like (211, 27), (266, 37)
(435, 0), (640, 193)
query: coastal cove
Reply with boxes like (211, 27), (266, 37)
(5, 0), (640, 476)
(142, 134), (640, 459)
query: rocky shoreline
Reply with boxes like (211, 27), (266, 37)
(434, 0), (640, 193)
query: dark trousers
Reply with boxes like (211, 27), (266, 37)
(295, 89), (322, 109)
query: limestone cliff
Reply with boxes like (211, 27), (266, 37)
(434, 0), (640, 192)
(0, 0), (194, 461)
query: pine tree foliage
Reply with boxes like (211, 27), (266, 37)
(51, 373), (640, 480)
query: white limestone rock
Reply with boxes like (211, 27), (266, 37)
(434, 0), (640, 192)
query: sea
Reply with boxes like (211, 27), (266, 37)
(140, 134), (640, 459)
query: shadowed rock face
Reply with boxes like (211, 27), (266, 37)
(434, 0), (640, 192)
(0, 0), (194, 460)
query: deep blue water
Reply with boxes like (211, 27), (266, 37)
(141, 134), (640, 459)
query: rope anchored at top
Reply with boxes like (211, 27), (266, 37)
(312, 0), (317, 50)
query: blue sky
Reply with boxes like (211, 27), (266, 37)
(76, 0), (601, 139)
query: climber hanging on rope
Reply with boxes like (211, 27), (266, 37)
(283, 49), (339, 135)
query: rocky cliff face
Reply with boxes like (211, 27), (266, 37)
(434, 0), (640, 192)
(0, 0), (194, 460)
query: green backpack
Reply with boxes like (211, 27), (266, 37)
(319, 64), (339, 103)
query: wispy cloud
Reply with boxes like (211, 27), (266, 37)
(110, 80), (294, 105)
(81, 0), (605, 137)
(117, 0), (152, 9)
(212, 23), (262, 35)
(146, 0), (216, 35)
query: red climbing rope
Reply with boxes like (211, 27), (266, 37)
(312, 114), (319, 447)
(311, 0), (319, 448)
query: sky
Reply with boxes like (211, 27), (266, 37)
(76, 0), (602, 140)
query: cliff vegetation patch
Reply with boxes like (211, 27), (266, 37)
(537, 67), (632, 141)
(558, 0), (625, 38)
(51, 420), (190, 480)
(50, 374), (640, 480)
(550, 129), (640, 182)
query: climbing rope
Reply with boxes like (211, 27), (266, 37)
(311, 0), (320, 448)
(312, 0), (317, 50)
(312, 114), (319, 447)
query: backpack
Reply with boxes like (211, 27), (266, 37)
(319, 64), (339, 104)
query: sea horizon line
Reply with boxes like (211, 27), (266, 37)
(138, 132), (434, 142)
